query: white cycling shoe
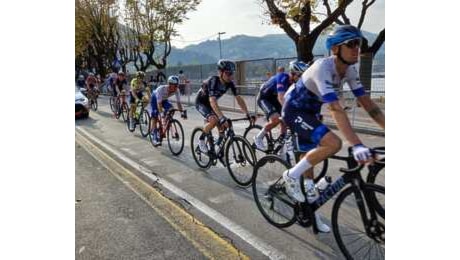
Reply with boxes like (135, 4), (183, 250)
(253, 136), (266, 150)
(282, 170), (305, 202)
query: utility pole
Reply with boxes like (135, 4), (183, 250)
(218, 32), (226, 59)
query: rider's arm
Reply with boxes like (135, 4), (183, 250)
(235, 95), (249, 115)
(209, 96), (224, 118)
(327, 101), (363, 146)
(175, 90), (183, 111)
(277, 93), (285, 106)
(357, 95), (385, 129)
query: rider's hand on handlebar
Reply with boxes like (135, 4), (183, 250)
(181, 110), (187, 119)
(247, 113), (256, 124)
(352, 144), (373, 164)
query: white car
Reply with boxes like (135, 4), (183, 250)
(75, 86), (90, 119)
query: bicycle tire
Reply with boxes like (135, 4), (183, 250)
(190, 127), (212, 169)
(115, 99), (121, 119)
(225, 135), (256, 187)
(126, 112), (135, 132)
(252, 155), (298, 228)
(109, 96), (116, 112)
(332, 184), (385, 260)
(121, 103), (129, 122)
(139, 109), (150, 137)
(167, 119), (185, 156)
(91, 98), (98, 111)
(242, 124), (268, 161)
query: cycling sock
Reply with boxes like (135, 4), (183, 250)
(288, 159), (312, 180)
(256, 128), (266, 139)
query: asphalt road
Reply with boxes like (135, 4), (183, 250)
(75, 95), (384, 259)
(76, 142), (207, 259)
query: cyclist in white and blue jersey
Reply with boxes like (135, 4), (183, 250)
(149, 75), (186, 145)
(281, 25), (385, 233)
(253, 61), (308, 150)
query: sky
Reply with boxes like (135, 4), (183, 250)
(171, 0), (385, 49)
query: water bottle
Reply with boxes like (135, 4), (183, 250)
(316, 176), (332, 193)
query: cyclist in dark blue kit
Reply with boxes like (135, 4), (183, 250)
(253, 60), (308, 150)
(281, 25), (385, 233)
(195, 59), (254, 152)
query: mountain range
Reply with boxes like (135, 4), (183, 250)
(167, 31), (385, 67)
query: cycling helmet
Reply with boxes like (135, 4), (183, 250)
(136, 71), (145, 78)
(118, 71), (125, 76)
(217, 59), (236, 72)
(88, 73), (95, 77)
(167, 75), (180, 85)
(325, 25), (363, 51)
(78, 75), (84, 80)
(289, 60), (309, 74)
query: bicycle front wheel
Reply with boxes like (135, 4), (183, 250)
(109, 97), (116, 112)
(139, 109), (150, 137)
(167, 119), (185, 156)
(332, 184), (385, 260)
(252, 155), (297, 228)
(190, 127), (212, 169)
(91, 98), (98, 111)
(243, 124), (267, 161)
(225, 135), (256, 187)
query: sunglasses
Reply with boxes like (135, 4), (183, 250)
(342, 39), (362, 49)
(223, 70), (234, 76)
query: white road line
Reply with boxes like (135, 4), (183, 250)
(76, 126), (287, 260)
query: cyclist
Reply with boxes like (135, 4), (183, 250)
(129, 71), (147, 129)
(85, 73), (98, 100)
(253, 60), (308, 150)
(195, 59), (253, 152)
(148, 75), (186, 145)
(76, 75), (86, 89)
(281, 25), (385, 233)
(112, 71), (128, 116)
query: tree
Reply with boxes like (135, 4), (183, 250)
(75, 0), (120, 77)
(262, 0), (354, 62)
(326, 0), (384, 57)
(123, 0), (201, 72)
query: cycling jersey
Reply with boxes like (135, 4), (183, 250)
(86, 76), (97, 88)
(114, 78), (127, 93)
(284, 56), (365, 114)
(195, 76), (237, 105)
(258, 72), (291, 99)
(282, 56), (366, 152)
(195, 76), (237, 119)
(130, 78), (144, 92)
(149, 85), (179, 118)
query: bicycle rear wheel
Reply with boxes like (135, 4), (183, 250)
(139, 109), (150, 137)
(252, 155), (297, 228)
(225, 135), (256, 187)
(167, 119), (185, 156)
(190, 127), (212, 169)
(332, 184), (385, 260)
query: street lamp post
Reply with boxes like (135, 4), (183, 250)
(218, 32), (226, 59)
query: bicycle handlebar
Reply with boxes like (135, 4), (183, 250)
(338, 147), (385, 173)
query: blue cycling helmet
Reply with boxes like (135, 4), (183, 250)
(325, 25), (363, 51)
(289, 60), (309, 74)
(217, 59), (236, 72)
(167, 75), (179, 85)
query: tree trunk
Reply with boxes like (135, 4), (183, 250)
(296, 35), (315, 62)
